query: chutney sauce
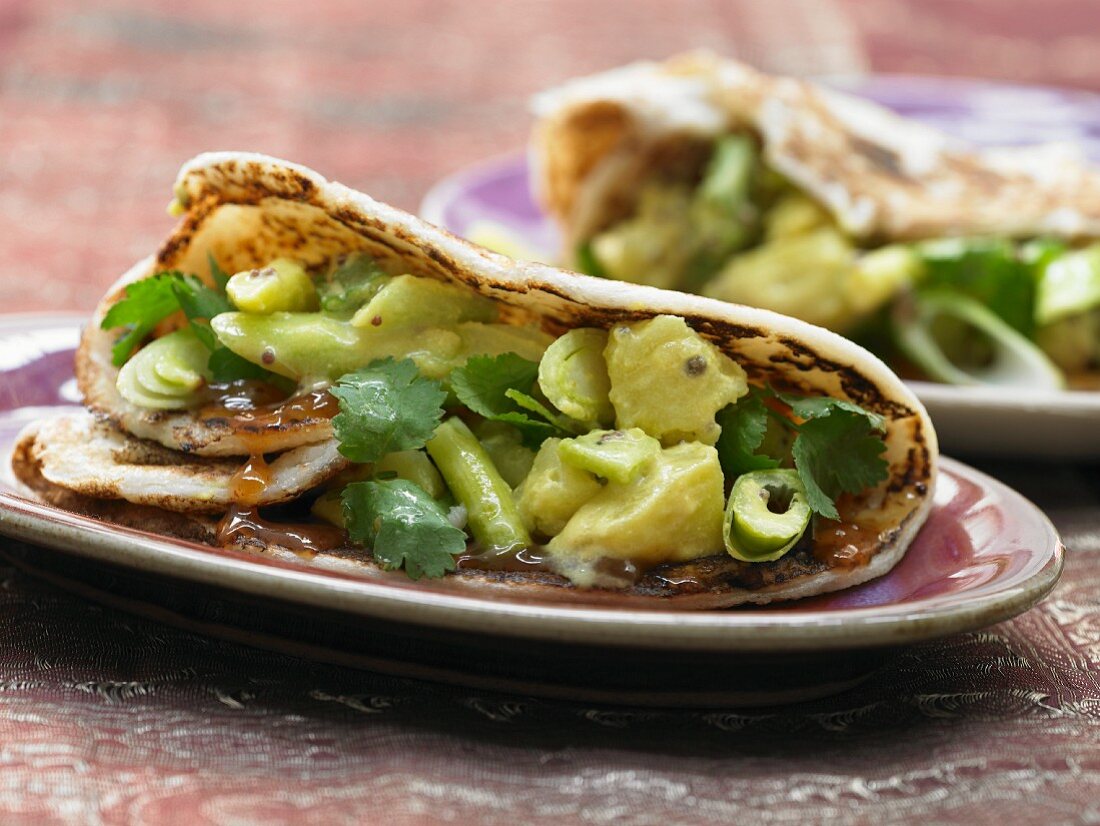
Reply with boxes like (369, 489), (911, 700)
(201, 382), (340, 431)
(212, 385), (346, 556)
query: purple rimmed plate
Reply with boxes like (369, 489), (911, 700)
(0, 313), (1064, 706)
(420, 75), (1100, 459)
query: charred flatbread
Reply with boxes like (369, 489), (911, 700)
(13, 152), (937, 607)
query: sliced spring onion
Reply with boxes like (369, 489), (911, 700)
(697, 134), (756, 210)
(1035, 243), (1100, 326)
(892, 290), (1064, 390)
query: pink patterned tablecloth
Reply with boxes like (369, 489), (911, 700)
(1, 2), (1099, 823)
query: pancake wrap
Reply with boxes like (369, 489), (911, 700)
(532, 52), (1100, 248)
(13, 152), (938, 608)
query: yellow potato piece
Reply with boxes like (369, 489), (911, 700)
(514, 438), (602, 538)
(605, 315), (748, 445)
(547, 442), (724, 566)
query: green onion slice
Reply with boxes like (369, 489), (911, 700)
(892, 290), (1064, 390)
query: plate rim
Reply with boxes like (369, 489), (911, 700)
(0, 455), (1064, 652)
(908, 379), (1100, 410)
(0, 309), (1064, 654)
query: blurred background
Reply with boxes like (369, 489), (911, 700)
(2, 0), (1099, 313)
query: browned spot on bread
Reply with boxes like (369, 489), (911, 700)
(156, 193), (223, 272)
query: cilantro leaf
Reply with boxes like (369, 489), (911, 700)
(330, 358), (447, 463)
(208, 253), (230, 292)
(778, 393), (886, 431)
(207, 346), (272, 382)
(715, 395), (781, 478)
(319, 254), (386, 314)
(342, 479), (466, 579)
(101, 272), (190, 365)
(791, 409), (889, 520)
(504, 389), (579, 433)
(100, 272), (184, 329)
(172, 275), (233, 357)
(187, 322), (218, 352)
(915, 238), (1037, 336)
(107, 326), (151, 367)
(452, 353), (539, 418)
(173, 276), (233, 323)
(451, 354), (568, 444)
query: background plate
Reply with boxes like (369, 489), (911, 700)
(420, 75), (1100, 459)
(0, 314), (1064, 704)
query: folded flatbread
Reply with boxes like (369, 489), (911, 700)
(530, 54), (1100, 387)
(12, 152), (937, 607)
(533, 52), (1100, 248)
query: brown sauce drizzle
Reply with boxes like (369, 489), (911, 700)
(811, 497), (883, 570)
(457, 547), (641, 586)
(227, 452), (273, 505)
(457, 547), (553, 574)
(200, 382), (340, 432)
(217, 505), (345, 559)
(213, 392), (346, 557)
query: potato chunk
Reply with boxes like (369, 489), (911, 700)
(514, 438), (602, 538)
(704, 227), (856, 330)
(605, 315), (748, 445)
(350, 274), (497, 329)
(547, 442), (724, 566)
(227, 258), (319, 314)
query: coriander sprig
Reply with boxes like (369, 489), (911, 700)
(330, 358), (466, 579)
(716, 387), (889, 520)
(341, 479), (465, 580)
(329, 358), (448, 464)
(101, 255), (274, 382)
(450, 353), (579, 445)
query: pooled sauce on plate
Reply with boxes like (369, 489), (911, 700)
(456, 547), (554, 574)
(813, 522), (877, 569)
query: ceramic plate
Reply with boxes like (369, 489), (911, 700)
(0, 313), (1064, 703)
(420, 75), (1100, 459)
